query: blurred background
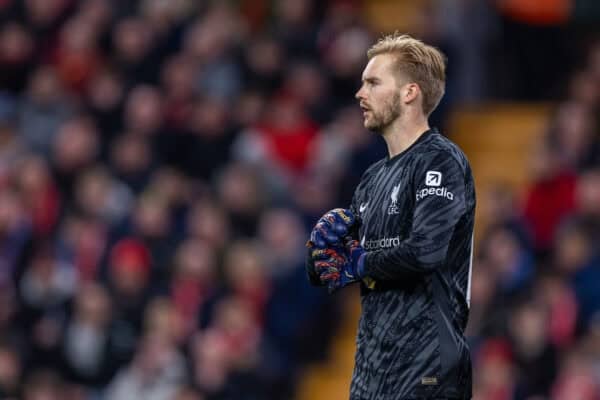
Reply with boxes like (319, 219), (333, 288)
(0, 0), (598, 399)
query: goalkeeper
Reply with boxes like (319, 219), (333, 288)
(306, 33), (476, 400)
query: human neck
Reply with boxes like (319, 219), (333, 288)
(381, 114), (430, 159)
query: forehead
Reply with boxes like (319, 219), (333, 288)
(362, 53), (396, 80)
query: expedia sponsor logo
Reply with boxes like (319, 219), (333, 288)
(362, 236), (401, 250)
(416, 187), (454, 201)
(425, 171), (442, 187)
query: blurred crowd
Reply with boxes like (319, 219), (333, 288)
(469, 43), (600, 399)
(0, 0), (598, 399)
(0, 0), (389, 399)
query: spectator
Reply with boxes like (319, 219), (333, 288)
(106, 238), (154, 367)
(0, 2), (598, 398)
(508, 300), (558, 398)
(551, 348), (600, 400)
(14, 154), (60, 237)
(186, 200), (229, 249)
(0, 344), (22, 398)
(169, 239), (218, 334)
(575, 168), (600, 239)
(172, 386), (205, 400)
(183, 5), (243, 102)
(549, 101), (600, 170)
(51, 115), (100, 199)
(84, 69), (125, 146)
(0, 22), (35, 93)
(222, 240), (270, 324)
(105, 332), (187, 400)
(109, 133), (154, 193)
(166, 96), (236, 181)
(61, 283), (117, 387)
(479, 225), (535, 295)
(0, 188), (31, 287)
(73, 166), (133, 225)
(522, 139), (577, 253)
(51, 15), (102, 94)
(22, 369), (64, 400)
(129, 193), (175, 274)
(19, 66), (73, 155)
(111, 17), (158, 86)
(192, 297), (264, 399)
(472, 339), (516, 400)
(55, 213), (108, 282)
(161, 53), (197, 131)
(215, 162), (265, 237)
(18, 245), (74, 370)
(123, 85), (164, 138)
(553, 220), (600, 329)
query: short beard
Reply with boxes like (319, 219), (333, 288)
(365, 92), (402, 134)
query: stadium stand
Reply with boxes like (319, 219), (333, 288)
(0, 0), (598, 399)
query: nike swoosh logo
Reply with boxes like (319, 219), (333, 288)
(359, 202), (368, 213)
(344, 271), (354, 279)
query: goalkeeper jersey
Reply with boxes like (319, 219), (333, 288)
(348, 128), (475, 400)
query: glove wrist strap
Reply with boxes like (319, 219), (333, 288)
(356, 252), (366, 279)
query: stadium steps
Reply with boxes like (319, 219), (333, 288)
(362, 0), (427, 33)
(295, 103), (551, 399)
(448, 103), (552, 240)
(296, 289), (360, 400)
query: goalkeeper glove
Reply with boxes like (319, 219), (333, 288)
(312, 240), (366, 293)
(308, 208), (355, 249)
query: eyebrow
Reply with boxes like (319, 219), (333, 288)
(362, 76), (380, 83)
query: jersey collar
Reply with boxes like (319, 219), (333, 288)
(385, 127), (438, 165)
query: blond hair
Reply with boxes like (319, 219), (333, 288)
(367, 33), (446, 116)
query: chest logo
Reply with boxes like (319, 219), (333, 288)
(388, 184), (401, 215)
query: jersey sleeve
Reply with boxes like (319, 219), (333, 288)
(362, 151), (467, 281)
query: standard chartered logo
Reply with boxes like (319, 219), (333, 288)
(362, 236), (401, 250)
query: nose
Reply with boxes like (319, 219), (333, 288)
(355, 85), (365, 101)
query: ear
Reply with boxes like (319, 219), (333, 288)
(403, 83), (420, 105)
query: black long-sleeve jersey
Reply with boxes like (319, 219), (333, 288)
(314, 128), (476, 399)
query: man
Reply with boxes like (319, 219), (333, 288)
(306, 33), (475, 399)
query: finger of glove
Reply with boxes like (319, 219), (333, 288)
(311, 248), (329, 260)
(309, 226), (330, 249)
(313, 223), (342, 247)
(314, 260), (340, 274)
(319, 267), (340, 282)
(311, 248), (342, 261)
(311, 222), (341, 248)
(329, 208), (355, 227)
(321, 212), (353, 237)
